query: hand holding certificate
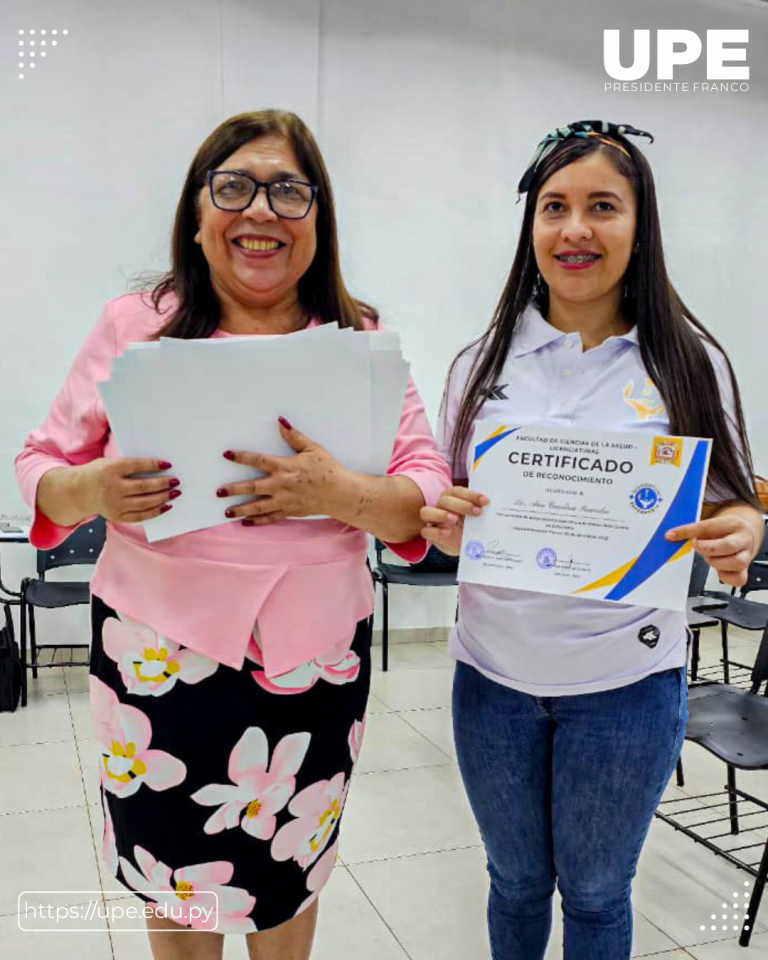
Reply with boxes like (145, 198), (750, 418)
(457, 423), (712, 611)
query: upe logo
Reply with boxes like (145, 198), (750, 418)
(604, 30), (749, 81)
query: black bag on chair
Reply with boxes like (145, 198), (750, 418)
(0, 604), (21, 712)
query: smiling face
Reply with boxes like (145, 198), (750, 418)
(532, 151), (637, 306)
(193, 134), (318, 308)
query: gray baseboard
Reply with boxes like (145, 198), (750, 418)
(371, 626), (450, 646)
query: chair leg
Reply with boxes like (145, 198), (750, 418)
(721, 621), (730, 684)
(382, 579), (389, 673)
(691, 628), (700, 681)
(727, 764), (739, 835)
(19, 600), (28, 708)
(740, 835), (768, 946)
(28, 605), (38, 679)
(675, 756), (685, 787)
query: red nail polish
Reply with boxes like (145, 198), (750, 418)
(216, 488), (227, 497)
(278, 416), (293, 431)
(223, 451), (235, 461)
(160, 504), (172, 513)
(225, 508), (235, 518)
(159, 461), (172, 469)
(168, 478), (180, 488)
(242, 518), (255, 526)
(169, 489), (182, 499)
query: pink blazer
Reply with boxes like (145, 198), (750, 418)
(15, 293), (452, 676)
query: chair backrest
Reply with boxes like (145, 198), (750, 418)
(750, 620), (768, 695)
(409, 544), (459, 573)
(374, 538), (459, 573)
(754, 524), (768, 563)
(688, 552), (710, 597)
(37, 517), (106, 576)
(741, 561), (768, 598)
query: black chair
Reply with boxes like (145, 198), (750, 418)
(700, 596), (768, 686)
(678, 555), (768, 785)
(736, 525), (768, 600)
(686, 600), (726, 683)
(738, 561), (768, 600)
(676, 555), (729, 785)
(685, 546), (768, 686)
(0, 598), (22, 712)
(689, 550), (712, 598)
(703, 527), (768, 603)
(19, 517), (106, 706)
(687, 552), (729, 683)
(656, 622), (768, 947)
(686, 551), (725, 665)
(370, 540), (458, 671)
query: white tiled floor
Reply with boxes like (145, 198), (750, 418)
(1, 628), (767, 958)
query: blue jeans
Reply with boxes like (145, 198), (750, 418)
(453, 661), (688, 960)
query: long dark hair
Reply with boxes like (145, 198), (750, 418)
(446, 134), (756, 505)
(133, 109), (377, 337)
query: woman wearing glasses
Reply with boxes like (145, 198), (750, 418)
(15, 110), (450, 960)
(420, 120), (762, 960)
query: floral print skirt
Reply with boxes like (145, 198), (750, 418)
(89, 592), (371, 934)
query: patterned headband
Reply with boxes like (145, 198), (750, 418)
(516, 120), (655, 200)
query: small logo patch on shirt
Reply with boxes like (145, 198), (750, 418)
(638, 625), (661, 648)
(486, 383), (509, 401)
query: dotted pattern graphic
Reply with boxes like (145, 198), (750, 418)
(700, 881), (752, 933)
(16, 28), (68, 79)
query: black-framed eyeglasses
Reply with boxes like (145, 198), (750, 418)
(206, 170), (318, 219)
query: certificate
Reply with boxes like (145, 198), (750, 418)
(458, 422), (712, 611)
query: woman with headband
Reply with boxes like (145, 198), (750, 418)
(420, 120), (762, 960)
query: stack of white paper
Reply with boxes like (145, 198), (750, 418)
(97, 323), (410, 542)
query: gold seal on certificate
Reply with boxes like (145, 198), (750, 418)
(458, 422), (712, 611)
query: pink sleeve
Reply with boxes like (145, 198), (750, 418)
(382, 374), (452, 563)
(14, 301), (116, 549)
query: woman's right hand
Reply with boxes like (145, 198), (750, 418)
(74, 458), (180, 523)
(419, 486), (489, 556)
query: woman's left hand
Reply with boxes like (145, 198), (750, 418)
(218, 418), (346, 526)
(665, 514), (757, 587)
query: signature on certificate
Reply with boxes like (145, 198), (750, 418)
(483, 540), (522, 563)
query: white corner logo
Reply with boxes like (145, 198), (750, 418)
(604, 29), (749, 94)
(17, 28), (69, 80)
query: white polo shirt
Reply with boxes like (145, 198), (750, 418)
(437, 303), (742, 696)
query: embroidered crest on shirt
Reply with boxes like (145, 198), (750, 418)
(622, 378), (665, 421)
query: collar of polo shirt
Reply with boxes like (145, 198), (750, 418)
(512, 303), (639, 358)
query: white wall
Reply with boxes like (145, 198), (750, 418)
(1, 0), (766, 642)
